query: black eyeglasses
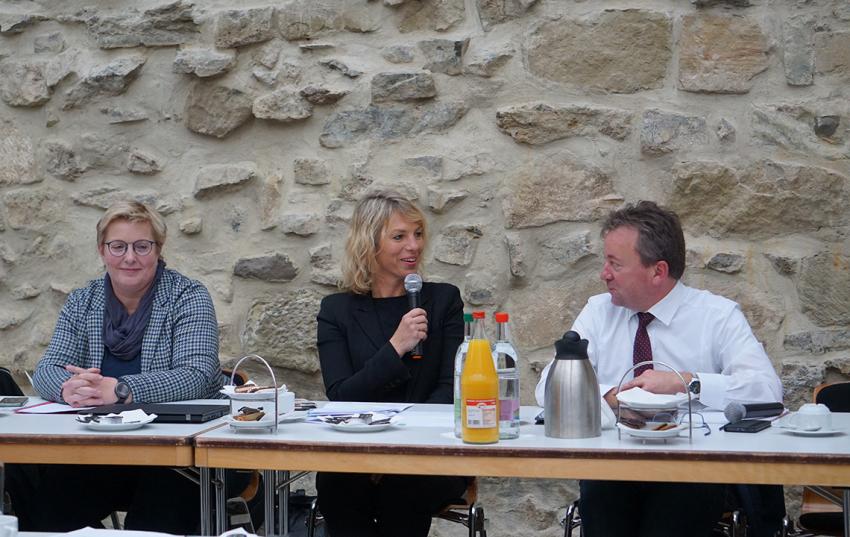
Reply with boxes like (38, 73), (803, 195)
(679, 413), (712, 436)
(103, 240), (157, 257)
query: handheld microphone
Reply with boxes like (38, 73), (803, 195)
(724, 401), (785, 423)
(403, 273), (424, 359)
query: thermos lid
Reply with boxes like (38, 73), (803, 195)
(554, 331), (589, 360)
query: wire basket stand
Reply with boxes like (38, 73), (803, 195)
(225, 354), (280, 434)
(615, 360), (693, 443)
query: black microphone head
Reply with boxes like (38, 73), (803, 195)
(404, 273), (423, 293)
(724, 401), (746, 422)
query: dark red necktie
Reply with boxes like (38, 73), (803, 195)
(633, 312), (655, 377)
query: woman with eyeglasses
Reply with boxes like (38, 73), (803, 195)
(12, 200), (223, 533)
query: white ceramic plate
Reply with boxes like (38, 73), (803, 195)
(617, 422), (687, 438)
(226, 415), (277, 430)
(79, 414), (157, 432)
(329, 421), (399, 433)
(220, 386), (284, 401)
(784, 427), (844, 437)
(616, 390), (689, 410)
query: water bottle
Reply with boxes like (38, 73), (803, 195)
(544, 331), (601, 439)
(453, 312), (473, 438)
(493, 312), (520, 439)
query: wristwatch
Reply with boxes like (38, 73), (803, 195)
(115, 380), (131, 404)
(687, 375), (701, 398)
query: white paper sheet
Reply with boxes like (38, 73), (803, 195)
(16, 401), (93, 414)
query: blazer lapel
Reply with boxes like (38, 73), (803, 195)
(89, 281), (106, 368)
(351, 294), (385, 352)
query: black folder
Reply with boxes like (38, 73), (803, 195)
(84, 402), (229, 423)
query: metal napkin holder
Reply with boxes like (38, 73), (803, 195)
(615, 360), (693, 443)
(225, 354), (280, 434)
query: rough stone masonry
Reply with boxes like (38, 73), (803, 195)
(1, 0), (848, 533)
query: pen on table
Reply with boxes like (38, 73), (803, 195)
(24, 369), (34, 387)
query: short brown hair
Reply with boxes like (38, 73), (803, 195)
(96, 201), (167, 258)
(341, 190), (427, 295)
(601, 201), (686, 279)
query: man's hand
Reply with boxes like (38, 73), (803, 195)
(61, 365), (120, 407)
(620, 370), (693, 395)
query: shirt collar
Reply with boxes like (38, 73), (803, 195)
(633, 280), (687, 327)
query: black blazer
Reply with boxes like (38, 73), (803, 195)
(316, 282), (464, 404)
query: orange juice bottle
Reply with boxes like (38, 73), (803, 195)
(461, 311), (499, 444)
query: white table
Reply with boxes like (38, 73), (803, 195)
(0, 400), (228, 530)
(194, 405), (850, 535)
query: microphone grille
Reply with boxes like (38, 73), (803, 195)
(403, 273), (423, 293)
(724, 401), (745, 423)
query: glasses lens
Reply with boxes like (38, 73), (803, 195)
(107, 241), (128, 256)
(133, 241), (153, 256)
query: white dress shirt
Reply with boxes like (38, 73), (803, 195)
(535, 281), (783, 410)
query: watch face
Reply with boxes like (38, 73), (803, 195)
(689, 379), (701, 394)
(115, 382), (131, 400)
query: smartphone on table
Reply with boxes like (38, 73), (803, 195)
(0, 395), (28, 407)
(721, 419), (771, 433)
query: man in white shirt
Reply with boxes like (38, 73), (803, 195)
(535, 201), (783, 537)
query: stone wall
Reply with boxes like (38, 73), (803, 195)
(1, 0), (848, 534)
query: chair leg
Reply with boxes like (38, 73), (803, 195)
(307, 497), (318, 537)
(563, 500), (580, 537)
(110, 512), (122, 530)
(469, 504), (486, 537)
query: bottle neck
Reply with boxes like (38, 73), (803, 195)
(496, 321), (507, 342)
(463, 321), (472, 340)
(471, 318), (486, 340)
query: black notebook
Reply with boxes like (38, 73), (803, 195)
(84, 402), (229, 423)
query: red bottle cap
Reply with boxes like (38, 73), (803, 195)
(494, 312), (508, 323)
(472, 311), (486, 319)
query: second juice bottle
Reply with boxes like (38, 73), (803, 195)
(461, 311), (500, 444)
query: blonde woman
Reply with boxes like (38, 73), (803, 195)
(316, 190), (468, 537)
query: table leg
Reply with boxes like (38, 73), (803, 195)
(214, 468), (228, 535)
(843, 488), (849, 537)
(200, 467), (212, 536)
(264, 469), (276, 536)
(278, 470), (290, 537)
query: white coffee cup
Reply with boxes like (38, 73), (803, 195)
(789, 403), (832, 431)
(0, 514), (18, 537)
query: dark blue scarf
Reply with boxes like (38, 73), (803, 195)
(103, 260), (164, 361)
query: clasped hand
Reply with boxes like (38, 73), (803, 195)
(389, 308), (428, 357)
(61, 365), (119, 407)
(604, 370), (693, 409)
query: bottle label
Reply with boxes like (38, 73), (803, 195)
(465, 398), (497, 428)
(499, 398), (519, 421)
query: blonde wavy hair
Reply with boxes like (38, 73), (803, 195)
(96, 200), (167, 259)
(341, 190), (427, 295)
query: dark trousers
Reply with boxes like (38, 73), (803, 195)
(579, 480), (727, 537)
(7, 464), (202, 533)
(316, 472), (468, 537)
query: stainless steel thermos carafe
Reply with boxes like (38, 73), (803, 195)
(544, 331), (601, 439)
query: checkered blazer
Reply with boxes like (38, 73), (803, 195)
(33, 267), (224, 403)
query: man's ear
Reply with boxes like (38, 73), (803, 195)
(653, 260), (670, 282)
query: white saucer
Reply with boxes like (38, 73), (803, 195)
(329, 421), (400, 433)
(616, 390), (689, 410)
(78, 414), (157, 432)
(784, 427), (844, 437)
(227, 415), (277, 430)
(617, 422), (687, 438)
(220, 386), (285, 401)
